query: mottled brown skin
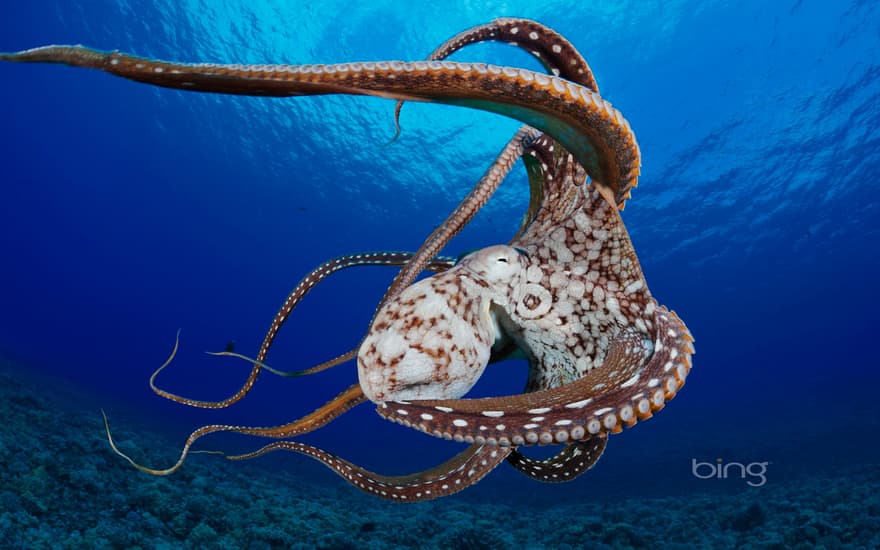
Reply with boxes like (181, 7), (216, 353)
(1, 18), (692, 502)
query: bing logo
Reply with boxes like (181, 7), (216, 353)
(691, 458), (768, 487)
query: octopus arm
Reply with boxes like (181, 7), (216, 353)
(249, 251), (455, 378)
(258, 252), (456, 369)
(105, 383), (367, 476)
(507, 437), (607, 483)
(376, 306), (693, 446)
(0, 46), (639, 208)
(225, 442), (510, 502)
(392, 17), (597, 139)
(376, 126), (540, 312)
(150, 252), (455, 410)
(514, 135), (557, 240)
(417, 18), (597, 90)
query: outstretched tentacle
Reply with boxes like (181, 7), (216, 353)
(105, 383), (366, 475)
(149, 253), (454, 409)
(377, 307), (693, 446)
(227, 442), (511, 502)
(392, 18), (599, 141)
(0, 47), (640, 208)
(507, 437), (607, 482)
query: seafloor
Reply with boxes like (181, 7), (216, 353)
(1, 359), (877, 550)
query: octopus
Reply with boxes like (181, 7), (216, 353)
(1, 18), (693, 501)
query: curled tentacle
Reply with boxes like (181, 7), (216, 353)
(423, 18), (598, 88)
(0, 47), (640, 208)
(508, 436), (607, 482)
(226, 442), (511, 502)
(105, 383), (366, 475)
(150, 252), (454, 409)
(376, 307), (693, 446)
(392, 18), (599, 141)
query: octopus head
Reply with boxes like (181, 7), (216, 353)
(457, 244), (525, 293)
(357, 245), (525, 403)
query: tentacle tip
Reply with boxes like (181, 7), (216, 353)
(385, 127), (402, 146)
(206, 349), (308, 377)
(191, 450), (226, 457)
(0, 48), (41, 61)
(101, 408), (184, 476)
(0, 45), (70, 63)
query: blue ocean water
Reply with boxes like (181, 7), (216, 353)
(0, 0), (878, 547)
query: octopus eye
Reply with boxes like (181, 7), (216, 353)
(497, 257), (509, 263)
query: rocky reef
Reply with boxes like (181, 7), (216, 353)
(1, 360), (877, 549)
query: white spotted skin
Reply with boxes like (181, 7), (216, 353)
(358, 245), (525, 403)
(497, 144), (655, 393)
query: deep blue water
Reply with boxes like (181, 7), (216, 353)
(0, 0), (878, 530)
